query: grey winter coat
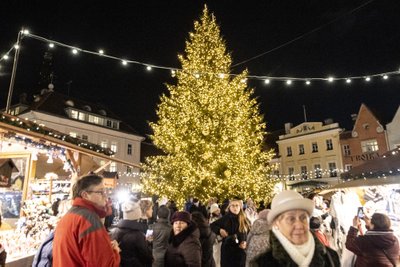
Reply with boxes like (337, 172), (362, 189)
(245, 218), (270, 267)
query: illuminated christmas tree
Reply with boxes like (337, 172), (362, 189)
(141, 6), (275, 207)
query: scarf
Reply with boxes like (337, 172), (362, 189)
(272, 227), (315, 267)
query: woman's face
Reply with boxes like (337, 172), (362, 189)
(173, 220), (188, 235)
(274, 209), (310, 245)
(229, 200), (241, 215)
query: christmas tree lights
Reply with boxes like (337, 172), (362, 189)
(141, 6), (275, 207)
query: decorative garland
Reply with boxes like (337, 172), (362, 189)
(0, 112), (115, 156)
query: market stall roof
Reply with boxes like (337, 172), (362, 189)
(341, 148), (400, 180)
(320, 174), (400, 194)
(0, 114), (140, 168)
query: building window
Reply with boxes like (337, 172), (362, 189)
(112, 121), (119, 129)
(312, 142), (318, 153)
(287, 146), (292, 157)
(82, 135), (88, 141)
(345, 164), (352, 171)
(70, 110), (78, 119)
(301, 166), (307, 179)
(127, 144), (132, 155)
(127, 166), (133, 173)
(111, 142), (118, 153)
(288, 167), (294, 181)
(314, 164), (322, 178)
(361, 139), (379, 153)
(329, 162), (337, 177)
(110, 162), (117, 172)
(299, 144), (305, 155)
(69, 132), (77, 138)
(326, 139), (333, 150)
(343, 144), (351, 156)
(78, 112), (86, 121)
(101, 141), (108, 148)
(106, 120), (112, 127)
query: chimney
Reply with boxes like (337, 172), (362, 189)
(19, 93), (28, 104)
(351, 114), (357, 121)
(324, 118), (333, 125)
(284, 122), (292, 134)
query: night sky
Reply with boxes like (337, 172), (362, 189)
(1, 1), (399, 137)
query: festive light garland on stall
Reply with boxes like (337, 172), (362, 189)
(1, 29), (399, 85)
(0, 112), (115, 156)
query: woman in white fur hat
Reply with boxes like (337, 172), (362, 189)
(257, 190), (340, 267)
(110, 200), (153, 267)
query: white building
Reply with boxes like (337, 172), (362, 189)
(9, 87), (145, 187)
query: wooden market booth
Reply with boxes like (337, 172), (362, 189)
(0, 113), (140, 265)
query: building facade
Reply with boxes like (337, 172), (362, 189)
(340, 103), (389, 172)
(386, 105), (400, 149)
(276, 121), (343, 190)
(9, 88), (145, 186)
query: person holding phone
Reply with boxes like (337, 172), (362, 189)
(346, 212), (400, 266)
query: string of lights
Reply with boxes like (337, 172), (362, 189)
(0, 29), (399, 85)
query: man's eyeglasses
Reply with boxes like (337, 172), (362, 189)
(86, 190), (107, 196)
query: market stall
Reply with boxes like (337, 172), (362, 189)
(318, 148), (400, 258)
(0, 112), (139, 264)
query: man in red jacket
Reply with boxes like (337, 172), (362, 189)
(53, 175), (120, 267)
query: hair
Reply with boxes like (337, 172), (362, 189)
(72, 175), (103, 199)
(371, 213), (391, 231)
(0, 214), (2, 227)
(140, 199), (153, 216)
(228, 199), (251, 233)
(191, 211), (207, 226)
(157, 205), (170, 219)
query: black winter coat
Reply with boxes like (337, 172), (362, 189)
(257, 231), (340, 267)
(197, 221), (216, 267)
(346, 226), (400, 267)
(210, 212), (248, 267)
(110, 219), (152, 267)
(165, 222), (202, 267)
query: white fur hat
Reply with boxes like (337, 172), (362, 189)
(122, 200), (141, 221)
(267, 190), (314, 224)
(210, 203), (220, 214)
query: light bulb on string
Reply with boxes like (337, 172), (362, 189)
(22, 29), (30, 35)
(218, 73), (225, 78)
(72, 49), (78, 55)
(14, 44), (20, 50)
(49, 43), (54, 48)
(122, 60), (128, 66)
(286, 80), (292, 85)
(264, 79), (270, 84)
(99, 49), (104, 55)
(305, 80), (311, 85)
(365, 77), (371, 82)
(146, 65), (152, 71)
(383, 75), (389, 80)
(2, 55), (9, 60)
(328, 77), (334, 83)
(346, 78), (351, 83)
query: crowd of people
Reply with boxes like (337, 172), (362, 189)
(18, 174), (400, 266)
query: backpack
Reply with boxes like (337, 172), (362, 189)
(32, 231), (54, 267)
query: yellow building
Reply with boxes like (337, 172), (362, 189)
(276, 121), (344, 191)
